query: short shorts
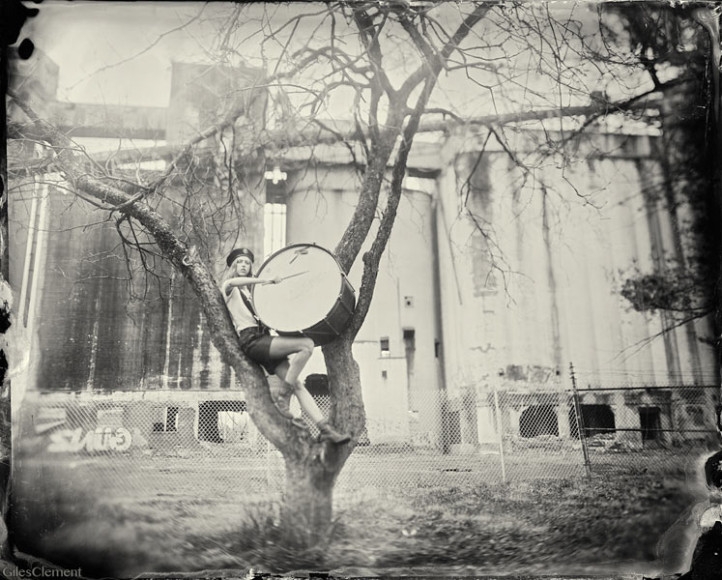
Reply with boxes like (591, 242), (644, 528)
(237, 327), (283, 374)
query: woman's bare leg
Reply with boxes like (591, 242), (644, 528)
(268, 336), (314, 386)
(273, 361), (324, 424)
(269, 336), (349, 443)
(270, 360), (294, 412)
(292, 385), (325, 424)
(271, 361), (307, 428)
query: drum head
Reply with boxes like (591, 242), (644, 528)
(254, 245), (345, 334)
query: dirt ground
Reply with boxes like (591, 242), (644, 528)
(8, 445), (701, 578)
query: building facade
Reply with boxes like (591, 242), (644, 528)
(9, 55), (719, 456)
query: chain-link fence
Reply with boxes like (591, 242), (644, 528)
(13, 378), (719, 500)
(12, 382), (588, 507)
(570, 379), (720, 476)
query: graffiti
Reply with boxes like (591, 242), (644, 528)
(48, 427), (132, 453)
(502, 364), (557, 383)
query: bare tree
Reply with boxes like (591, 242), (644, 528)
(7, 0), (715, 541)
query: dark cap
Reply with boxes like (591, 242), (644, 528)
(226, 248), (255, 268)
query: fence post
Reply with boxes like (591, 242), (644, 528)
(570, 363), (592, 479)
(493, 388), (507, 483)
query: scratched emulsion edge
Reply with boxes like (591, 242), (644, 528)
(0, 0), (40, 571)
(0, 1), (718, 579)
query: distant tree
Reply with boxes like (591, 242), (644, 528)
(600, 3), (720, 347)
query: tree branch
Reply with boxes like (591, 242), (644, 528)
(352, 7), (397, 99)
(349, 73), (442, 335)
(398, 2), (500, 101)
(10, 85), (674, 176)
(9, 97), (314, 454)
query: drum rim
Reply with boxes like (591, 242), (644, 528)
(254, 242), (344, 279)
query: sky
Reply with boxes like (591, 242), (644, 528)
(18, 0), (656, 143)
(25, 2), (229, 107)
(24, 3), (621, 98)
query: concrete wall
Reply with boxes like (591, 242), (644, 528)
(438, 129), (717, 392)
(9, 180), (264, 393)
(435, 128), (718, 448)
(285, 167), (443, 445)
(9, 59), (269, 396)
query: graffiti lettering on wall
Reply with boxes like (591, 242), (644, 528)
(48, 427), (132, 453)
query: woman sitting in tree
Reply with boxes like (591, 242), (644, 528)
(221, 247), (350, 444)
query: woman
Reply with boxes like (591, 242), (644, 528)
(222, 247), (350, 444)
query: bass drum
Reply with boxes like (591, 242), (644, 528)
(253, 243), (356, 346)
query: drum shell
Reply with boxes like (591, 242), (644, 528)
(275, 275), (355, 345)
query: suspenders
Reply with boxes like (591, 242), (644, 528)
(238, 288), (268, 332)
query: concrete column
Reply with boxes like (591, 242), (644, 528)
(613, 392), (642, 449)
(460, 387), (479, 449)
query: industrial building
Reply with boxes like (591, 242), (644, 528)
(8, 53), (718, 457)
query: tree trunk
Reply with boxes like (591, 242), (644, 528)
(273, 338), (366, 538)
(281, 457), (336, 541)
(692, 7), (722, 369)
(323, 338), (366, 438)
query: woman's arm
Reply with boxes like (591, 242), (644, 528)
(222, 276), (280, 296)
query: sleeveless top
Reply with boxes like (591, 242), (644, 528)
(224, 286), (259, 334)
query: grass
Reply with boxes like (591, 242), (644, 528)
(168, 470), (694, 576)
(9, 450), (699, 578)
(333, 473), (691, 574)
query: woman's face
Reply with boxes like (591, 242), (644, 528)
(233, 256), (253, 276)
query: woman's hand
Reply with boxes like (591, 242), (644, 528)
(262, 276), (282, 285)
